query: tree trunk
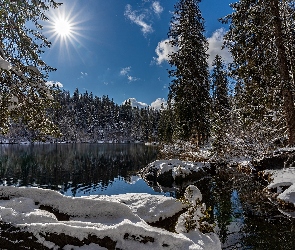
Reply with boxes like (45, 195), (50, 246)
(270, 0), (295, 145)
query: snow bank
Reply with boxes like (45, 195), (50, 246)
(266, 167), (295, 207)
(0, 186), (221, 249)
(143, 159), (210, 180)
(87, 193), (184, 223)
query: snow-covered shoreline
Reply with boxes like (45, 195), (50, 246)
(0, 140), (147, 145)
(140, 159), (213, 190)
(0, 186), (221, 249)
(265, 167), (295, 212)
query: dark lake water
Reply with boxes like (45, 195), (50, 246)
(0, 143), (172, 197)
(195, 168), (295, 250)
(0, 143), (295, 249)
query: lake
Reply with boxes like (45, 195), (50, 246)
(0, 143), (173, 197)
(1, 143), (295, 249)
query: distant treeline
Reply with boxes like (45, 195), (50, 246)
(2, 88), (161, 143)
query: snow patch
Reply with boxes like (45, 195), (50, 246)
(266, 167), (295, 207)
(87, 193), (184, 223)
(0, 186), (221, 249)
(147, 159), (209, 179)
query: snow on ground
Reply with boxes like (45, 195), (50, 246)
(146, 159), (210, 179)
(0, 186), (221, 249)
(86, 193), (184, 223)
(160, 142), (212, 161)
(266, 167), (295, 207)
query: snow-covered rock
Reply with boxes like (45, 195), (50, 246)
(253, 147), (295, 171)
(140, 159), (212, 187)
(88, 193), (184, 223)
(0, 186), (221, 249)
(175, 185), (214, 235)
(265, 167), (295, 209)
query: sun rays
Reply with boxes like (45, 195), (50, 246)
(54, 17), (72, 38)
(44, 2), (88, 60)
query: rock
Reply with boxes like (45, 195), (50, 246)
(253, 148), (295, 171)
(140, 159), (212, 187)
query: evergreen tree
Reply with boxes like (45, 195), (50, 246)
(167, 0), (210, 144)
(0, 0), (61, 139)
(211, 55), (229, 117)
(211, 55), (230, 155)
(158, 107), (174, 142)
(270, 0), (295, 145)
(222, 0), (295, 146)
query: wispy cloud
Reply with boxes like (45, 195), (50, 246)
(79, 71), (88, 79)
(207, 28), (232, 68)
(124, 4), (153, 35)
(153, 38), (178, 65)
(152, 1), (163, 15)
(127, 75), (139, 82)
(120, 66), (131, 76)
(120, 66), (139, 82)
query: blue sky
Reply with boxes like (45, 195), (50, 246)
(43, 0), (233, 108)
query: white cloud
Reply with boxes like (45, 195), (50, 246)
(120, 67), (139, 82)
(123, 98), (148, 109)
(152, 1), (163, 15)
(46, 81), (63, 88)
(151, 98), (167, 110)
(207, 28), (232, 68)
(154, 39), (178, 65)
(120, 66), (131, 76)
(124, 4), (153, 35)
(79, 72), (88, 79)
(154, 29), (232, 67)
(123, 97), (167, 110)
(127, 75), (139, 82)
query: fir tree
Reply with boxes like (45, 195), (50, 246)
(0, 0), (62, 139)
(222, 0), (295, 146)
(211, 55), (230, 155)
(158, 108), (174, 143)
(211, 55), (229, 117)
(167, 0), (210, 144)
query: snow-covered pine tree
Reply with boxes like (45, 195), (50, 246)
(211, 55), (230, 156)
(0, 0), (61, 139)
(270, 0), (295, 145)
(211, 55), (230, 117)
(158, 107), (174, 143)
(167, 0), (210, 145)
(222, 0), (295, 147)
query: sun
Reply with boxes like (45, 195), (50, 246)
(54, 18), (72, 38)
(43, 2), (89, 61)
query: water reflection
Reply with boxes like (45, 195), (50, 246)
(0, 143), (171, 196)
(209, 168), (295, 250)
